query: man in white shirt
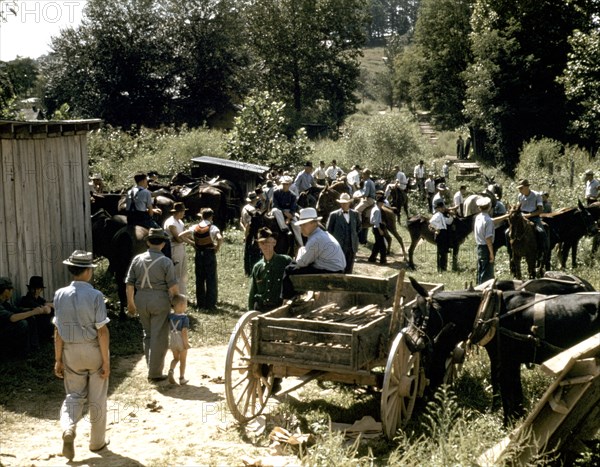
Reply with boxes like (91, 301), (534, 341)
(453, 185), (468, 217)
(314, 161), (328, 185)
(429, 199), (454, 272)
(432, 183), (447, 213)
(474, 197), (495, 284)
(394, 165), (408, 190)
(414, 160), (426, 200)
(326, 160), (344, 183)
(424, 172), (436, 210)
(584, 169), (600, 205)
(347, 164), (361, 193)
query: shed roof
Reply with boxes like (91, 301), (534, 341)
(191, 156), (269, 175)
(0, 119), (103, 139)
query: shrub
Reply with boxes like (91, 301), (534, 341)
(345, 112), (425, 179)
(225, 90), (314, 167)
(514, 138), (596, 209)
(88, 125), (226, 189)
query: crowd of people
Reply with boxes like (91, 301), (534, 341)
(2, 157), (599, 461)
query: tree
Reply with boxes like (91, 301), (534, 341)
(407, 0), (474, 129)
(4, 57), (39, 97)
(464, 0), (591, 171)
(244, 0), (370, 129)
(226, 91), (313, 167)
(44, 0), (174, 126)
(42, 0), (247, 127)
(345, 112), (424, 177)
(0, 66), (16, 118)
(560, 28), (600, 155)
(162, 0), (250, 126)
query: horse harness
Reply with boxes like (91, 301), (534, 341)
(473, 289), (566, 357)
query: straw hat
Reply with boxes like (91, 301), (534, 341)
(63, 250), (97, 268)
(295, 207), (322, 226)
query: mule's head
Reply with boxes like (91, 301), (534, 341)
(577, 199), (599, 236)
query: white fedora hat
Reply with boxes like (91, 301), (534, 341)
(295, 207), (322, 226)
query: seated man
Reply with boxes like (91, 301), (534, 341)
(248, 228), (293, 312)
(271, 176), (303, 246)
(511, 179), (549, 262)
(126, 172), (162, 229)
(126, 172), (171, 258)
(0, 277), (52, 358)
(18, 275), (54, 346)
(282, 208), (346, 299)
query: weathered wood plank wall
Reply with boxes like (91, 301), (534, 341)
(0, 120), (101, 299)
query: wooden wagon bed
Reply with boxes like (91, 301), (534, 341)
(224, 272), (443, 439)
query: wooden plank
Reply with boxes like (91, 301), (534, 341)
(258, 341), (351, 368)
(548, 376), (600, 452)
(270, 365), (380, 386)
(352, 315), (390, 370)
(259, 325), (353, 346)
(17, 139), (38, 288)
(541, 333), (600, 377)
(259, 316), (357, 334)
(290, 273), (398, 294)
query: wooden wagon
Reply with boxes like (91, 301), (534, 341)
(224, 272), (443, 439)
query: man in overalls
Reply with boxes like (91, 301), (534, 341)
(126, 228), (179, 382)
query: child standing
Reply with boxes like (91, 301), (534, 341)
(168, 294), (190, 385)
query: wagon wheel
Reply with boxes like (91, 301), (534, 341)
(381, 332), (421, 439)
(225, 311), (274, 423)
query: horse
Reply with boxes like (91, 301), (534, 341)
(316, 184), (407, 256)
(387, 184), (410, 222)
(507, 206), (543, 279)
(541, 201), (597, 268)
(406, 214), (474, 271)
(407, 277), (600, 424)
(91, 210), (148, 317)
(483, 174), (503, 202)
(246, 210), (296, 260)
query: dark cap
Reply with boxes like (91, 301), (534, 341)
(517, 179), (530, 188)
(257, 227), (277, 242)
(170, 202), (188, 213)
(433, 198), (445, 208)
(304, 161), (313, 167)
(0, 277), (13, 289)
(144, 228), (169, 241)
(27, 276), (45, 289)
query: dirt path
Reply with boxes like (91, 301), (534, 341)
(0, 345), (272, 466)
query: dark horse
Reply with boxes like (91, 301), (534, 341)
(507, 206), (549, 279)
(92, 210), (148, 317)
(245, 210), (296, 274)
(408, 277), (600, 424)
(406, 214), (474, 271)
(387, 185), (410, 222)
(541, 201), (597, 269)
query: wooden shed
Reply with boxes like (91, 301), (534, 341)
(0, 119), (102, 300)
(191, 156), (270, 201)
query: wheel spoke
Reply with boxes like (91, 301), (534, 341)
(225, 311), (274, 423)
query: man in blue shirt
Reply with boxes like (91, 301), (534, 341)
(281, 207), (346, 298)
(356, 168), (376, 215)
(54, 251), (110, 460)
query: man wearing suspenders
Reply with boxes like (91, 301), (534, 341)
(126, 228), (179, 382)
(180, 208), (223, 311)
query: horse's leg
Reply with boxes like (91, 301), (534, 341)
(500, 358), (523, 425)
(514, 254), (522, 280)
(528, 253), (537, 279)
(384, 231), (393, 255)
(485, 342), (502, 410)
(571, 240), (578, 269)
(451, 246), (459, 272)
(389, 228), (407, 256)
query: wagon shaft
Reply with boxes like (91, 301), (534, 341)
(478, 332), (600, 465)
